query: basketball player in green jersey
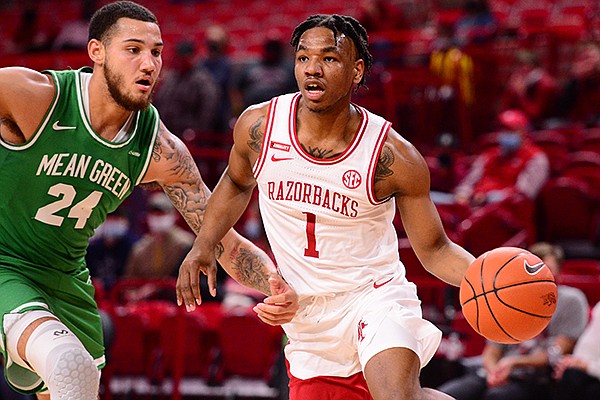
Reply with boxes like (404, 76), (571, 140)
(0, 2), (298, 399)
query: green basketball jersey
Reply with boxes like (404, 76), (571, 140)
(0, 67), (159, 274)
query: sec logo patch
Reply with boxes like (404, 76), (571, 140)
(342, 170), (362, 189)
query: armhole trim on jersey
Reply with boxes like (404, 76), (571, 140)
(366, 120), (392, 205)
(252, 96), (278, 178)
(0, 71), (60, 151)
(135, 106), (160, 186)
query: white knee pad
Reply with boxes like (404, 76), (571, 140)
(5, 311), (99, 400)
(4, 309), (55, 370)
(26, 319), (100, 400)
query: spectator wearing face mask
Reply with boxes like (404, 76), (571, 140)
(453, 109), (550, 208)
(123, 192), (195, 279)
(87, 206), (139, 291)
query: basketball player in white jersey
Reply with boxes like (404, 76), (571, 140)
(177, 14), (476, 400)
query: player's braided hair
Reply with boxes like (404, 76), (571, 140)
(290, 14), (374, 90)
(88, 1), (158, 43)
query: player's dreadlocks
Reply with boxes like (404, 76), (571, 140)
(290, 14), (374, 90)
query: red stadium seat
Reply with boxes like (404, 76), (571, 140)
(561, 258), (600, 275)
(159, 306), (223, 400)
(105, 278), (180, 397)
(102, 307), (152, 399)
(214, 307), (284, 394)
(457, 201), (532, 257)
(575, 128), (600, 155)
(536, 177), (600, 243)
(559, 151), (600, 196)
(528, 129), (570, 175)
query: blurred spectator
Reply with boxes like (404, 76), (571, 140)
(232, 35), (296, 114)
(453, 110), (549, 208)
(11, 3), (55, 53)
(437, 242), (589, 400)
(453, 0), (497, 47)
(357, 0), (408, 32)
(123, 191), (194, 279)
(153, 39), (222, 138)
(427, 132), (468, 194)
(430, 21), (475, 106)
(198, 25), (234, 133)
(554, 40), (600, 127)
(554, 301), (600, 400)
(52, 0), (96, 51)
(86, 206), (139, 291)
(500, 50), (560, 129)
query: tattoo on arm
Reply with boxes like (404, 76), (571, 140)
(229, 248), (271, 295)
(247, 116), (265, 153)
(375, 145), (394, 183)
(151, 128), (210, 234)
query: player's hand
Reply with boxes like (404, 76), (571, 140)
(176, 244), (218, 312)
(487, 357), (514, 387)
(553, 355), (588, 379)
(253, 274), (299, 325)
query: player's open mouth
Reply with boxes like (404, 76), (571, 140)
(304, 81), (324, 100)
(305, 83), (324, 93)
(136, 78), (152, 90)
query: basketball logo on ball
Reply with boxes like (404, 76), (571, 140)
(460, 247), (558, 344)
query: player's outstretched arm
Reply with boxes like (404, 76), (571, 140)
(143, 122), (297, 322)
(377, 128), (475, 286)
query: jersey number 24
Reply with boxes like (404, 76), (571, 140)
(35, 183), (103, 229)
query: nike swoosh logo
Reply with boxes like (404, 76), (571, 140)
(271, 154), (294, 162)
(524, 260), (545, 275)
(52, 121), (77, 131)
(373, 277), (393, 289)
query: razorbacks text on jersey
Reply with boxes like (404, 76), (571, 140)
(254, 93), (406, 296)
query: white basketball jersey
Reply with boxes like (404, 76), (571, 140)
(253, 93), (406, 296)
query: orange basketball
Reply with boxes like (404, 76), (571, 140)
(459, 247), (558, 344)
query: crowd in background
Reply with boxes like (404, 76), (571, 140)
(1, 0), (599, 399)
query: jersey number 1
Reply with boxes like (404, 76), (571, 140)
(35, 183), (103, 229)
(303, 212), (320, 258)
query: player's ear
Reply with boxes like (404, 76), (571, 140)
(353, 59), (364, 85)
(88, 39), (105, 65)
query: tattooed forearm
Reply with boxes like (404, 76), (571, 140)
(229, 248), (271, 295)
(375, 145), (394, 183)
(301, 144), (335, 159)
(163, 183), (210, 233)
(247, 116), (265, 153)
(152, 129), (211, 234)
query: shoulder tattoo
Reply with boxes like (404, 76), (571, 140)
(375, 145), (395, 183)
(247, 116), (265, 154)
